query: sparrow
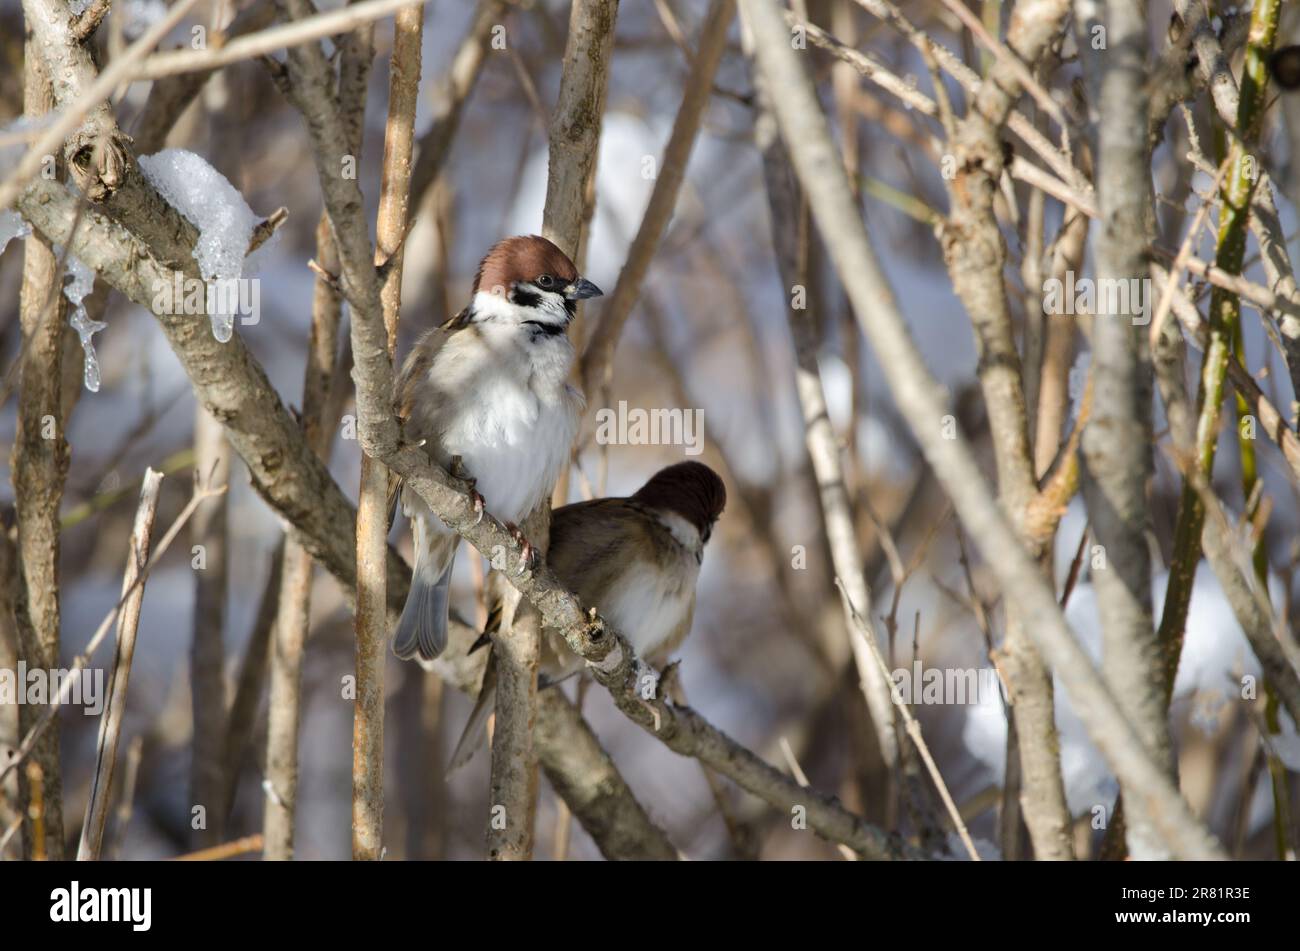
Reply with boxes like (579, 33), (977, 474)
(391, 234), (602, 663)
(449, 461), (727, 770)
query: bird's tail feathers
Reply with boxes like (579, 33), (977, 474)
(393, 520), (457, 662)
(447, 649), (497, 774)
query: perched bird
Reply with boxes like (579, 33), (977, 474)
(449, 461), (727, 770)
(392, 235), (601, 662)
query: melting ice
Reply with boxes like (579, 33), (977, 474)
(138, 149), (258, 342)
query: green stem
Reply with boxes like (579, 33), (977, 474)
(1158, 0), (1280, 691)
(1263, 690), (1294, 859)
(60, 448), (195, 530)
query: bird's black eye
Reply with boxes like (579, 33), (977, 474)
(536, 274), (555, 289)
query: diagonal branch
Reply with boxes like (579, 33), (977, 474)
(408, 0), (507, 212)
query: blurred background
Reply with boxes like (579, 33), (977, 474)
(0, 0), (1297, 860)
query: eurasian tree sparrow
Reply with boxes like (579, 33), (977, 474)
(449, 461), (727, 769)
(392, 235), (601, 662)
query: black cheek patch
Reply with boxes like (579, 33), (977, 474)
(523, 321), (566, 338)
(512, 288), (542, 309)
(564, 298), (577, 318)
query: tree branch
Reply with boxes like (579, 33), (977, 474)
(75, 469), (163, 860)
(11, 37), (71, 860)
(739, 0), (1224, 860)
(1077, 0), (1173, 860)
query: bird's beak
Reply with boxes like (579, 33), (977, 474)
(565, 277), (603, 300)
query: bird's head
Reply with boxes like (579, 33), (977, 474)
(633, 461), (727, 550)
(472, 234), (602, 335)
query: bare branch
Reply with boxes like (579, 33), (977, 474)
(408, 0), (508, 211)
(1, 0), (203, 213)
(133, 0), (279, 155)
(76, 468), (163, 861)
(487, 0), (621, 862)
(1, 476), (225, 787)
(535, 687), (679, 860)
(11, 39), (71, 860)
(1077, 0), (1173, 860)
(134, 0), (432, 81)
(835, 581), (979, 860)
(351, 0), (422, 862)
(190, 410), (230, 849)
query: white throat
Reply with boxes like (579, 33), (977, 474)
(469, 290), (575, 391)
(657, 511), (703, 555)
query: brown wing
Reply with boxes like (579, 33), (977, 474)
(394, 306), (471, 426)
(391, 307), (476, 517)
(548, 498), (651, 600)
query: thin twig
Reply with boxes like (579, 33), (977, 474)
(135, 0), (431, 80)
(578, 0), (735, 395)
(835, 580), (980, 861)
(76, 468), (163, 861)
(173, 833), (265, 861)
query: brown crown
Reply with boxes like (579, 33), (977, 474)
(472, 235), (579, 295)
(632, 462), (727, 534)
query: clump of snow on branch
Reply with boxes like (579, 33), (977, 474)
(138, 149), (258, 342)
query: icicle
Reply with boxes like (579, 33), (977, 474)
(209, 304), (234, 343)
(60, 251), (105, 392)
(71, 310), (108, 392)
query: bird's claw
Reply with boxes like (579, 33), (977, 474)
(449, 455), (485, 525)
(635, 693), (662, 732)
(658, 660), (683, 703)
(505, 522), (538, 573)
